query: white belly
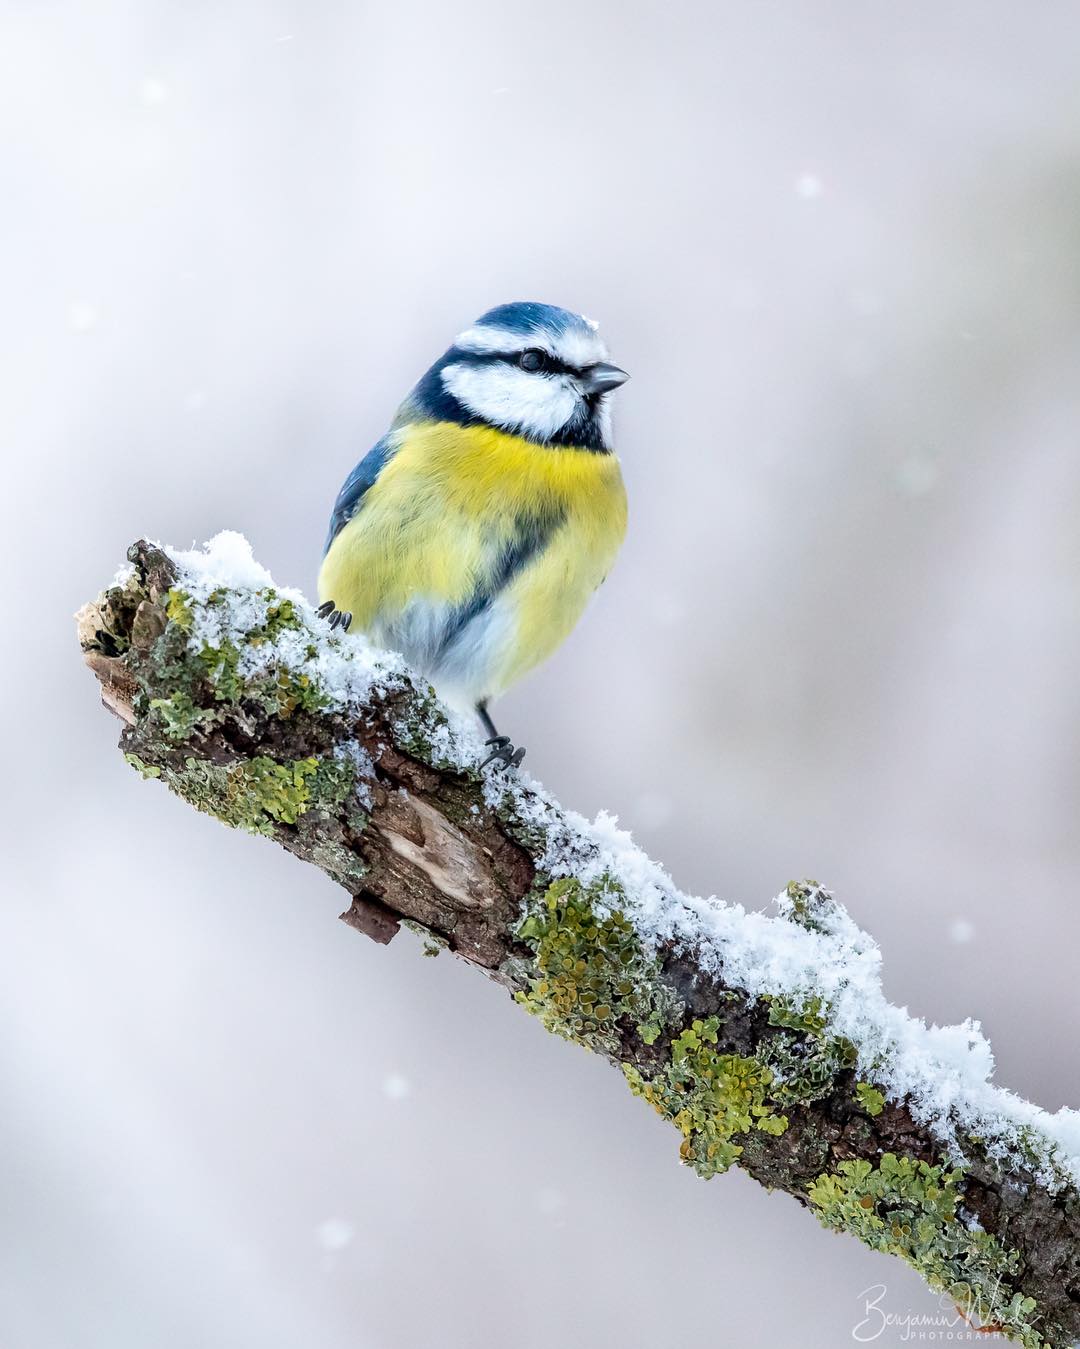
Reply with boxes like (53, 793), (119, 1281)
(370, 595), (516, 712)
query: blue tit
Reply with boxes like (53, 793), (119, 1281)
(318, 301), (630, 768)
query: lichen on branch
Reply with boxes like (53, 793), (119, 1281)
(77, 534), (1080, 1347)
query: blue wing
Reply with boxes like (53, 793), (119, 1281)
(323, 433), (397, 555)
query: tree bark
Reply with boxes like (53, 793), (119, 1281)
(78, 539), (1080, 1348)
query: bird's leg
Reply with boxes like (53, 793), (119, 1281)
(316, 599), (353, 632)
(476, 702), (500, 741)
(476, 701), (526, 771)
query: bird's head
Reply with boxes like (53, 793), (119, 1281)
(404, 301), (629, 451)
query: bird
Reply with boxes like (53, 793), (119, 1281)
(317, 301), (630, 769)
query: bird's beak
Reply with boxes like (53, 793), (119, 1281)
(579, 362), (630, 395)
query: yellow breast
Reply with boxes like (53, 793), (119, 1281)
(319, 420), (627, 699)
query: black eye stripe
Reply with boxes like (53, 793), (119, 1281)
(446, 346), (581, 376)
(506, 348), (577, 376)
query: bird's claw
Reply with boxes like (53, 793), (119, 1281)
(317, 600), (352, 632)
(481, 735), (526, 771)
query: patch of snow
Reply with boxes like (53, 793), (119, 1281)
(168, 531), (275, 593)
(1052, 1108), (1080, 1163)
(163, 532), (416, 722)
(500, 783), (1080, 1190)
(153, 533), (1079, 1193)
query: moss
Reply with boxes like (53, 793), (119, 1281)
(513, 876), (680, 1054)
(808, 1154), (1041, 1346)
(625, 1017), (789, 1177)
(854, 1081), (886, 1116)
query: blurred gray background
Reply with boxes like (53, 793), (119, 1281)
(4, 2), (1080, 1345)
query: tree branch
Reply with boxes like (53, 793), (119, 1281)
(78, 535), (1080, 1348)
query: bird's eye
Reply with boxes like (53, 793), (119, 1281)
(519, 348), (547, 373)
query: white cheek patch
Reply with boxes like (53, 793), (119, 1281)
(442, 361), (579, 441)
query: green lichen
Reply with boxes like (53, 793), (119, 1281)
(273, 666), (329, 718)
(758, 1031), (856, 1108)
(855, 1081), (886, 1116)
(167, 583), (331, 719)
(236, 756), (321, 825)
(123, 751), (161, 779)
(163, 752), (355, 836)
(1003, 1125), (1078, 1197)
(128, 575), (377, 859)
(403, 920), (449, 958)
(767, 993), (828, 1035)
(513, 876), (680, 1053)
(246, 592), (300, 644)
(809, 1154), (1041, 1345)
(512, 878), (794, 1178)
(625, 1017), (789, 1177)
(149, 691), (212, 740)
(757, 995), (858, 1107)
(392, 690), (462, 770)
(165, 588), (194, 631)
(783, 879), (843, 934)
(198, 635), (243, 703)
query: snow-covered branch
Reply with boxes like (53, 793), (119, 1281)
(78, 535), (1080, 1348)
